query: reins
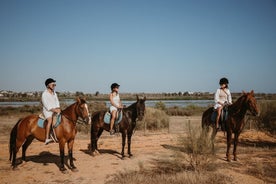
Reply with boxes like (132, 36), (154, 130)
(60, 102), (88, 125)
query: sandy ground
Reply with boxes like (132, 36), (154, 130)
(0, 115), (275, 184)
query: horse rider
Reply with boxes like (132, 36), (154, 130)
(214, 77), (232, 131)
(42, 78), (61, 145)
(109, 83), (123, 135)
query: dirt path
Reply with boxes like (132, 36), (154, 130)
(0, 116), (275, 184)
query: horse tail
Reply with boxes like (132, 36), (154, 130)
(9, 119), (21, 162)
(201, 107), (213, 128)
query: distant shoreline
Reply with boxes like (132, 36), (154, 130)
(1, 91), (276, 102)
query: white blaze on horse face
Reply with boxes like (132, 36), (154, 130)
(84, 103), (91, 124)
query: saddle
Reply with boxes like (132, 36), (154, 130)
(104, 111), (123, 125)
(211, 106), (228, 131)
(37, 114), (61, 142)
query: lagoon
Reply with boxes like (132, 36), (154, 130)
(0, 99), (213, 108)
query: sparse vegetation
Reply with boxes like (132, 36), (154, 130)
(256, 100), (276, 134)
(105, 122), (232, 184)
(136, 107), (169, 130)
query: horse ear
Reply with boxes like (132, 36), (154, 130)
(76, 97), (81, 103)
(136, 95), (139, 101)
(250, 90), (254, 95)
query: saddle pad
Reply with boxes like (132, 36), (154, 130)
(38, 118), (45, 128)
(211, 109), (228, 123)
(37, 114), (62, 128)
(104, 111), (123, 124)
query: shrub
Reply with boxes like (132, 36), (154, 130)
(136, 107), (169, 130)
(166, 105), (206, 116)
(256, 101), (276, 134)
(155, 101), (166, 111)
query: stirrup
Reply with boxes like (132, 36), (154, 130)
(45, 138), (53, 145)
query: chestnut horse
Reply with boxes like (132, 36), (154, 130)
(201, 90), (258, 161)
(9, 97), (90, 172)
(90, 96), (146, 158)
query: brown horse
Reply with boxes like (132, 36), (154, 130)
(90, 95), (146, 158)
(9, 97), (90, 172)
(201, 90), (258, 161)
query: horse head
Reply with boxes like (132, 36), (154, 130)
(75, 97), (91, 124)
(243, 90), (259, 116)
(136, 95), (146, 121)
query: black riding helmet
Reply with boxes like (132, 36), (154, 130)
(45, 78), (56, 87)
(219, 77), (229, 85)
(111, 83), (120, 90)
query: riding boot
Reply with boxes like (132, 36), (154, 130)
(110, 129), (115, 135)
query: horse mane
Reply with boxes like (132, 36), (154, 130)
(229, 93), (248, 116)
(62, 98), (86, 114)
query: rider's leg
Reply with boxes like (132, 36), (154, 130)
(215, 107), (222, 130)
(110, 110), (117, 135)
(45, 117), (53, 144)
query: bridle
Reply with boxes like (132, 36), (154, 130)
(61, 102), (90, 125)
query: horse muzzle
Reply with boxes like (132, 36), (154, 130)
(84, 116), (91, 125)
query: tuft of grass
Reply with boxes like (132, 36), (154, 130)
(137, 107), (169, 130)
(178, 122), (216, 172)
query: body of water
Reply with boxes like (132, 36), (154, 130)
(0, 99), (213, 108)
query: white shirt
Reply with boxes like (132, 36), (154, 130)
(110, 93), (120, 112)
(42, 89), (60, 118)
(214, 88), (232, 109)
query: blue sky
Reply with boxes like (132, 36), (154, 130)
(0, 0), (275, 94)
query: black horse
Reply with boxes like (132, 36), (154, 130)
(89, 95), (146, 158)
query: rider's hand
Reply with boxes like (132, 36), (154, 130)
(55, 108), (61, 114)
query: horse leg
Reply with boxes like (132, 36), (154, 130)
(68, 139), (78, 172)
(226, 131), (232, 162)
(59, 140), (67, 172)
(233, 133), (240, 161)
(90, 129), (96, 153)
(96, 128), (104, 152)
(210, 127), (217, 154)
(127, 133), (133, 157)
(22, 136), (34, 161)
(121, 132), (126, 158)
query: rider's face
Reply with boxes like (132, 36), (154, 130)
(220, 83), (226, 88)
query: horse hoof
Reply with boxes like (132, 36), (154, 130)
(91, 152), (97, 157)
(60, 167), (68, 173)
(12, 166), (19, 171)
(95, 150), (100, 155)
(71, 167), (78, 172)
